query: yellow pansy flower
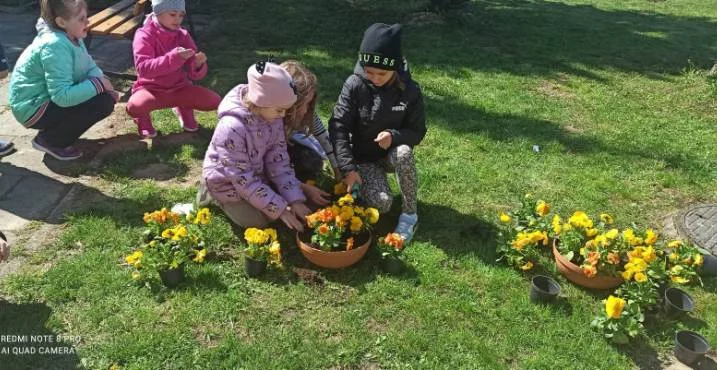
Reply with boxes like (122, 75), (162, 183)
(125, 250), (143, 268)
(693, 254), (704, 266)
(334, 182), (347, 195)
(349, 217), (363, 233)
(605, 228), (619, 240)
(366, 208), (379, 224)
(671, 276), (689, 284)
(519, 261), (533, 271)
(605, 295), (626, 319)
(622, 269), (635, 281)
(668, 240), (683, 249)
(193, 248), (207, 263)
(194, 208), (211, 225)
(499, 212), (511, 224)
(644, 229), (657, 245)
(600, 213), (614, 224)
(634, 272), (648, 283)
(535, 200), (550, 217)
(641, 246), (656, 263)
(552, 215), (562, 234)
(338, 193), (354, 207)
(586, 228), (598, 238)
(265, 228), (278, 242)
(669, 253), (679, 262)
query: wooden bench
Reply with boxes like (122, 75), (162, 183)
(86, 0), (148, 44)
(85, 0), (198, 80)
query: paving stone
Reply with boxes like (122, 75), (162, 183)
(0, 175), (70, 230)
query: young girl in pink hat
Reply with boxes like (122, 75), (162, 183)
(126, 0), (221, 138)
(198, 61), (311, 231)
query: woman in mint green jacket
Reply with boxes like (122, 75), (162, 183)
(9, 0), (117, 160)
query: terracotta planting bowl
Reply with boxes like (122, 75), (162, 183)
(552, 239), (623, 290)
(297, 231), (371, 269)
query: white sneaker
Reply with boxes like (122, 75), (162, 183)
(394, 213), (418, 244)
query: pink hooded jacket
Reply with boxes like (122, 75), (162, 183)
(131, 16), (207, 93)
(202, 85), (306, 220)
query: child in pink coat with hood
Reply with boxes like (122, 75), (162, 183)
(199, 61), (311, 231)
(126, 0), (220, 138)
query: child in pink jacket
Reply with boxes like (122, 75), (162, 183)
(126, 0), (221, 138)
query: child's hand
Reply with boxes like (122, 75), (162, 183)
(374, 131), (393, 150)
(107, 90), (120, 103)
(343, 171), (362, 194)
(100, 76), (114, 92)
(279, 207), (305, 232)
(176, 47), (196, 60)
(0, 234), (9, 263)
(194, 52), (207, 66)
(301, 183), (330, 206)
(290, 202), (312, 220)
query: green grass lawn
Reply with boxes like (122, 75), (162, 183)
(2, 0), (717, 368)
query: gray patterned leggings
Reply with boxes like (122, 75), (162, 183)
(357, 144), (417, 214)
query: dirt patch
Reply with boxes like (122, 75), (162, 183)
(291, 267), (325, 287)
(537, 80), (575, 100)
(405, 11), (444, 26)
(365, 318), (387, 334)
(192, 324), (221, 348)
(562, 125), (583, 134)
(131, 163), (178, 181)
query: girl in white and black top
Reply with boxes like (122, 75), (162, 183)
(281, 60), (340, 207)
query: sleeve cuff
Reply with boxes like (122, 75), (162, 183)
(89, 77), (104, 94)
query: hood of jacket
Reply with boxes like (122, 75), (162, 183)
(218, 84), (254, 122)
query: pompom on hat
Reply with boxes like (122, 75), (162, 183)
(247, 61), (298, 108)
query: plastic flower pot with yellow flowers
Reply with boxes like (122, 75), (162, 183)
(377, 232), (406, 274)
(243, 228), (281, 277)
(496, 194), (552, 272)
(123, 207), (212, 287)
(298, 193), (379, 269)
(590, 295), (645, 344)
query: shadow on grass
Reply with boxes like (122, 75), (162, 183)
(0, 299), (80, 369)
(616, 339), (662, 370)
(41, 132), (209, 181)
(205, 0), (717, 95)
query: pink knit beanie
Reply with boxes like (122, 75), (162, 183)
(247, 61), (297, 108)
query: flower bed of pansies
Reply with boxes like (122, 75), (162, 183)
(497, 194), (708, 344)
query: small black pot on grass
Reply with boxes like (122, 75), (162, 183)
(158, 263), (185, 288)
(700, 253), (717, 277)
(663, 287), (694, 318)
(529, 275), (561, 303)
(674, 330), (710, 366)
(381, 257), (404, 274)
(245, 257), (266, 278)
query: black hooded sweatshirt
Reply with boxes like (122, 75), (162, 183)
(328, 61), (427, 175)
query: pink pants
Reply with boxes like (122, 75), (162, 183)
(126, 85), (221, 128)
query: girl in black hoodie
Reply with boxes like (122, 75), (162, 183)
(329, 23), (427, 243)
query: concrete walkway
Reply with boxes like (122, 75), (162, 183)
(0, 10), (138, 270)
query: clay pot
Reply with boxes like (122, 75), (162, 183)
(297, 231), (371, 269)
(552, 239), (623, 290)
